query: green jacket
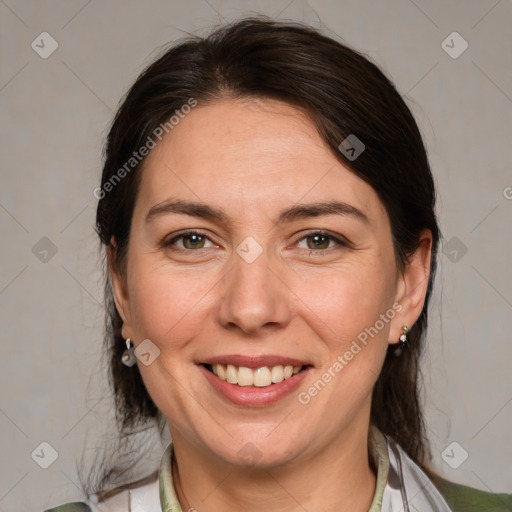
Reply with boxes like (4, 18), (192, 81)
(427, 472), (512, 511)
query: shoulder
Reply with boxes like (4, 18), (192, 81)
(42, 504), (92, 512)
(42, 473), (160, 512)
(426, 471), (512, 512)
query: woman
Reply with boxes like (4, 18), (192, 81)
(45, 17), (511, 512)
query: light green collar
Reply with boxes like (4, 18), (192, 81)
(159, 441), (182, 512)
(368, 425), (391, 511)
(159, 426), (390, 512)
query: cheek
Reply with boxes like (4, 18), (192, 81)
(126, 257), (215, 349)
(125, 258), (217, 426)
(286, 262), (398, 442)
(296, 259), (397, 346)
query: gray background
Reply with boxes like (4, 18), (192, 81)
(1, 1), (511, 510)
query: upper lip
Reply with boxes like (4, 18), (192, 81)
(198, 354), (312, 369)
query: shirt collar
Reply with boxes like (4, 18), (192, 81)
(368, 425), (391, 511)
(158, 441), (181, 512)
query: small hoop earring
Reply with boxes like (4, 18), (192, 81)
(394, 325), (409, 357)
(122, 338), (136, 367)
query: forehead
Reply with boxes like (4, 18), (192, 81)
(136, 98), (387, 224)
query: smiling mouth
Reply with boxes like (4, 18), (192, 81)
(203, 363), (309, 388)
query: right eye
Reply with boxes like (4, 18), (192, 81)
(164, 231), (217, 251)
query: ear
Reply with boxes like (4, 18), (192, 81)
(389, 229), (433, 344)
(108, 236), (133, 341)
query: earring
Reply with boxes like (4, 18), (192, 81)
(394, 325), (409, 357)
(122, 338), (136, 367)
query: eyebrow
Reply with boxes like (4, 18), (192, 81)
(145, 199), (369, 225)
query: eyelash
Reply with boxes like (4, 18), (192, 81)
(163, 230), (349, 254)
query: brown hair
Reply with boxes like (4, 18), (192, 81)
(91, 16), (439, 498)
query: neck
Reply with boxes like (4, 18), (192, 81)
(170, 422), (377, 512)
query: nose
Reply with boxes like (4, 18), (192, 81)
(216, 248), (292, 336)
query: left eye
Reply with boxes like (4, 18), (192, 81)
(296, 233), (342, 250)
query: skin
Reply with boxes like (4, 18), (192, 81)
(110, 98), (432, 511)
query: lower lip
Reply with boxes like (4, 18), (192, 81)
(198, 364), (312, 407)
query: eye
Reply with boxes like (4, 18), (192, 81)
(295, 231), (347, 251)
(165, 231), (217, 250)
(163, 230), (348, 253)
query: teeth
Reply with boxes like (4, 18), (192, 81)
(271, 365), (284, 383)
(226, 364), (238, 384)
(217, 364), (226, 380)
(210, 363), (304, 387)
(254, 367), (272, 387)
(237, 366), (254, 386)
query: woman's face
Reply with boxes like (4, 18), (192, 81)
(112, 98), (429, 467)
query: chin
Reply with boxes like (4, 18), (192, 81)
(205, 431), (303, 469)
